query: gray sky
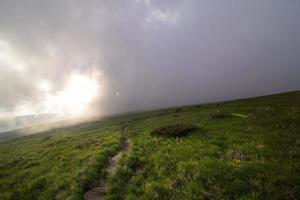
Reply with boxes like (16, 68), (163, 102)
(0, 0), (300, 118)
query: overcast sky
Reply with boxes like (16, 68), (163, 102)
(0, 0), (300, 118)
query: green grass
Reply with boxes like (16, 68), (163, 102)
(0, 122), (123, 200)
(0, 91), (300, 200)
(105, 91), (300, 200)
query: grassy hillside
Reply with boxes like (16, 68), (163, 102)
(0, 91), (299, 200)
(0, 122), (123, 200)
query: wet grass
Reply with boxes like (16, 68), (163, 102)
(0, 91), (300, 200)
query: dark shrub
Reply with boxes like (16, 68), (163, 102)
(174, 108), (183, 113)
(151, 123), (196, 137)
(210, 111), (230, 119)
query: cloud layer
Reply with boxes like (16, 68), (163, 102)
(0, 0), (300, 117)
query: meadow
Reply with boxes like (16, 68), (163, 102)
(0, 91), (299, 199)
(0, 122), (123, 200)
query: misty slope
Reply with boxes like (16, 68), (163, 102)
(0, 91), (299, 200)
(0, 114), (58, 134)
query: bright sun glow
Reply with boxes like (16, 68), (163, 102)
(41, 74), (99, 116)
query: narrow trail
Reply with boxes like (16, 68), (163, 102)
(84, 137), (131, 200)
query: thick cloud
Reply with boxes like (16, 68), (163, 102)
(0, 0), (300, 117)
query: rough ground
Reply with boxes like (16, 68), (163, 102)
(1, 91), (299, 200)
(84, 137), (131, 200)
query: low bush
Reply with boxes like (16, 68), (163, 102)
(151, 123), (196, 137)
(210, 111), (230, 119)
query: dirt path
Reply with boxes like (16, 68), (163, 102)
(84, 137), (131, 200)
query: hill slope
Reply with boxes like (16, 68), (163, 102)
(0, 91), (299, 200)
